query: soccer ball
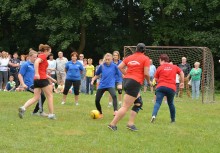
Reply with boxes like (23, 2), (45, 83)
(90, 110), (100, 119)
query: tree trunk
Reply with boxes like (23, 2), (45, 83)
(78, 24), (86, 54)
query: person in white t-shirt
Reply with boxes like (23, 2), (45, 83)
(47, 53), (56, 79)
(0, 51), (10, 90)
(56, 51), (68, 84)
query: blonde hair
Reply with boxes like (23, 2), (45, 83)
(39, 44), (51, 52)
(29, 50), (38, 57)
(113, 51), (120, 60)
(88, 58), (93, 62)
(103, 53), (113, 63)
(194, 62), (200, 66)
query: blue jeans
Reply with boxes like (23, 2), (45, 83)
(86, 77), (93, 94)
(152, 86), (176, 122)
(191, 80), (200, 99)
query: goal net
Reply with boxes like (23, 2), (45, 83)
(123, 46), (215, 103)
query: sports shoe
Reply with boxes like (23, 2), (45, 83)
(61, 101), (65, 105)
(108, 124), (117, 131)
(97, 114), (104, 119)
(18, 107), (25, 119)
(40, 112), (48, 117)
(32, 112), (39, 116)
(126, 125), (138, 131)
(151, 116), (156, 123)
(48, 114), (56, 120)
(108, 102), (112, 108)
(75, 102), (79, 106)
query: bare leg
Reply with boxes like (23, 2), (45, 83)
(42, 85), (54, 114)
(23, 88), (41, 109)
(109, 94), (136, 126)
(127, 110), (137, 125)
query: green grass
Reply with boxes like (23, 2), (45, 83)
(0, 91), (220, 153)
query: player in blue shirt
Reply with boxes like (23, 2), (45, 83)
(61, 52), (84, 106)
(18, 50), (47, 116)
(91, 53), (120, 118)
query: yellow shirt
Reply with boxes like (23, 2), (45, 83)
(86, 65), (94, 77)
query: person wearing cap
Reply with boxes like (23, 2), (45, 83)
(108, 43), (151, 131)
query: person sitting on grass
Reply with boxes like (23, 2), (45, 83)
(55, 80), (64, 94)
(4, 75), (16, 91)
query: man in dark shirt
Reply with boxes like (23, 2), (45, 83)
(9, 52), (20, 87)
(178, 57), (191, 98)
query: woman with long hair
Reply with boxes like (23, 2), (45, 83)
(18, 44), (56, 119)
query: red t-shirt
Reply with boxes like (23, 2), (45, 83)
(155, 63), (182, 91)
(35, 53), (48, 79)
(123, 52), (150, 84)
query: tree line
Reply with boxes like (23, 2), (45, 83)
(1, 0), (220, 85)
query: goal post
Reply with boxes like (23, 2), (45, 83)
(123, 46), (215, 103)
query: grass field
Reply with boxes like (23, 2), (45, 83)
(0, 91), (220, 153)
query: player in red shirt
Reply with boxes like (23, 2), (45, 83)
(108, 43), (151, 131)
(151, 54), (184, 123)
(18, 44), (57, 120)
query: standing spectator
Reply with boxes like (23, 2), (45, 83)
(143, 59), (156, 93)
(78, 54), (84, 65)
(4, 75), (16, 91)
(91, 53), (120, 118)
(86, 58), (95, 95)
(8, 52), (20, 87)
(189, 62), (202, 99)
(0, 51), (10, 90)
(108, 43), (151, 131)
(108, 51), (123, 107)
(95, 59), (103, 90)
(150, 54), (184, 123)
(56, 51), (68, 85)
(47, 53), (56, 79)
(20, 54), (26, 67)
(18, 44), (56, 119)
(80, 58), (87, 93)
(61, 52), (84, 105)
(178, 57), (191, 98)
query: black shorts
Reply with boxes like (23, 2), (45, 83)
(123, 78), (141, 97)
(34, 79), (50, 88)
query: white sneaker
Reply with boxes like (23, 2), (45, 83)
(151, 116), (156, 123)
(18, 107), (26, 119)
(48, 114), (56, 120)
(40, 112), (48, 117)
(61, 101), (65, 105)
(75, 102), (79, 106)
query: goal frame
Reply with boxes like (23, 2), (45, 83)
(123, 46), (215, 103)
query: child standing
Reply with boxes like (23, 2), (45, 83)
(86, 58), (94, 95)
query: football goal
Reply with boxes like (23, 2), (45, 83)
(123, 46), (215, 103)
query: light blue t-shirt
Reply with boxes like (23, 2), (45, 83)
(65, 61), (84, 81)
(150, 64), (156, 77)
(19, 61), (34, 88)
(96, 62), (120, 89)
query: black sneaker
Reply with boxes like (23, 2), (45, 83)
(108, 125), (117, 131)
(126, 125), (138, 131)
(150, 116), (156, 123)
